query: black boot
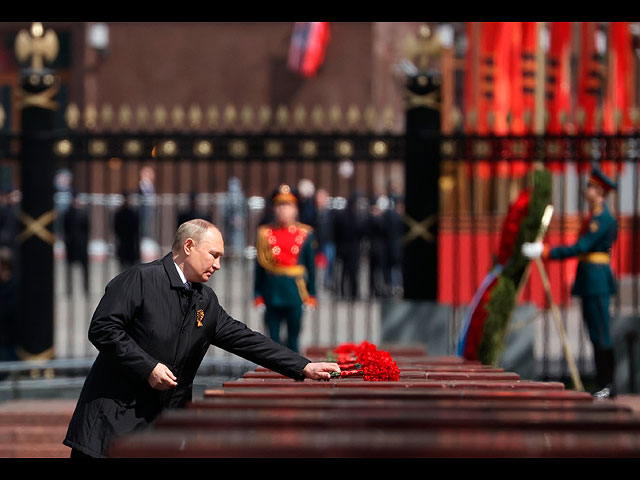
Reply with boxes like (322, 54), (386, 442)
(591, 347), (604, 394)
(593, 348), (616, 400)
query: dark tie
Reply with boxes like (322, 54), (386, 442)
(184, 281), (191, 290)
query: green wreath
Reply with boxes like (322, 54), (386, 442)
(477, 167), (552, 366)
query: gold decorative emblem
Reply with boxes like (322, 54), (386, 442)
(589, 221), (599, 233)
(18, 210), (57, 245)
(196, 309), (205, 328)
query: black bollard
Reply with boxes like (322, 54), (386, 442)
(402, 72), (441, 300)
(14, 24), (59, 360)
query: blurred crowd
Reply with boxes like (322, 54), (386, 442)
(0, 172), (406, 362)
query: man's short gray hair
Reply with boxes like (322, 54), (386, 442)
(172, 219), (217, 253)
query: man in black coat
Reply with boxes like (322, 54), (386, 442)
(63, 194), (89, 295)
(113, 193), (140, 270)
(63, 219), (340, 458)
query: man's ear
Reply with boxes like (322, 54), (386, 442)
(184, 238), (195, 255)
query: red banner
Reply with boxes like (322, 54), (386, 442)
(578, 22), (603, 136)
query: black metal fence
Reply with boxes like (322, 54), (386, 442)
(1, 129), (640, 389)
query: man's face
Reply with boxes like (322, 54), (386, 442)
(274, 202), (298, 225)
(183, 228), (224, 283)
(584, 184), (602, 204)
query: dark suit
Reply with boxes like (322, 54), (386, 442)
(113, 204), (140, 269)
(64, 253), (311, 457)
(63, 204), (89, 293)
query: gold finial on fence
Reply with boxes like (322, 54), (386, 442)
(15, 22), (59, 72)
(293, 105), (307, 129)
(206, 105), (219, 129)
(275, 105), (289, 128)
(364, 106), (376, 130)
(308, 105), (323, 129)
(613, 108), (622, 131)
(84, 104), (98, 130)
(171, 105), (186, 129)
(335, 139), (354, 157)
(486, 110), (495, 129)
(631, 107), (640, 129)
(595, 107), (603, 131)
(193, 139), (212, 157)
(117, 104), (132, 129)
(153, 105), (168, 128)
(264, 139), (283, 157)
(136, 105), (149, 129)
(370, 140), (388, 158)
(346, 105), (361, 129)
(89, 139), (108, 157)
(329, 105), (342, 129)
(65, 103), (80, 130)
(382, 106), (394, 130)
(53, 139), (72, 157)
(0, 105), (4, 129)
(258, 105), (272, 129)
(466, 109), (477, 130)
(223, 104), (238, 128)
(300, 139), (318, 157)
(188, 104), (202, 129)
(100, 103), (114, 128)
(240, 105), (254, 128)
(228, 139), (248, 158)
(451, 107), (462, 130)
(523, 109), (532, 129)
(123, 139), (142, 156)
(159, 139), (178, 157)
(576, 108), (585, 129)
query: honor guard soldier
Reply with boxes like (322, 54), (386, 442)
(522, 166), (619, 399)
(254, 184), (318, 352)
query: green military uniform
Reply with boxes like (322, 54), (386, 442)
(254, 185), (317, 353)
(547, 167), (618, 395)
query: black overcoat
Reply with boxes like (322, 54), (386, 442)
(63, 253), (311, 457)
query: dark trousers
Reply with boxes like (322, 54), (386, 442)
(581, 295), (615, 389)
(264, 304), (302, 353)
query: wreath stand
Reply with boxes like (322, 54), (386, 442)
(515, 205), (584, 392)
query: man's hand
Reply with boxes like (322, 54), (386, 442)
(147, 362), (178, 390)
(302, 362), (340, 381)
(521, 242), (544, 259)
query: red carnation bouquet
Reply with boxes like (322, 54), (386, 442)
(328, 341), (400, 381)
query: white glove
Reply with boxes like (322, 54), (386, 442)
(521, 242), (544, 259)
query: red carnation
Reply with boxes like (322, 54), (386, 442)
(330, 341), (400, 381)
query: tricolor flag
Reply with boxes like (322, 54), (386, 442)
(287, 22), (331, 78)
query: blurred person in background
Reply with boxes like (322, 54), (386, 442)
(138, 165), (156, 239)
(0, 247), (18, 366)
(314, 188), (336, 290)
(297, 178), (317, 227)
(367, 195), (391, 298)
(63, 193), (89, 295)
(177, 192), (209, 228)
(0, 187), (19, 257)
(223, 177), (247, 256)
(333, 191), (366, 300)
(64, 219), (339, 458)
(254, 184), (317, 353)
(113, 193), (140, 271)
(385, 194), (405, 296)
